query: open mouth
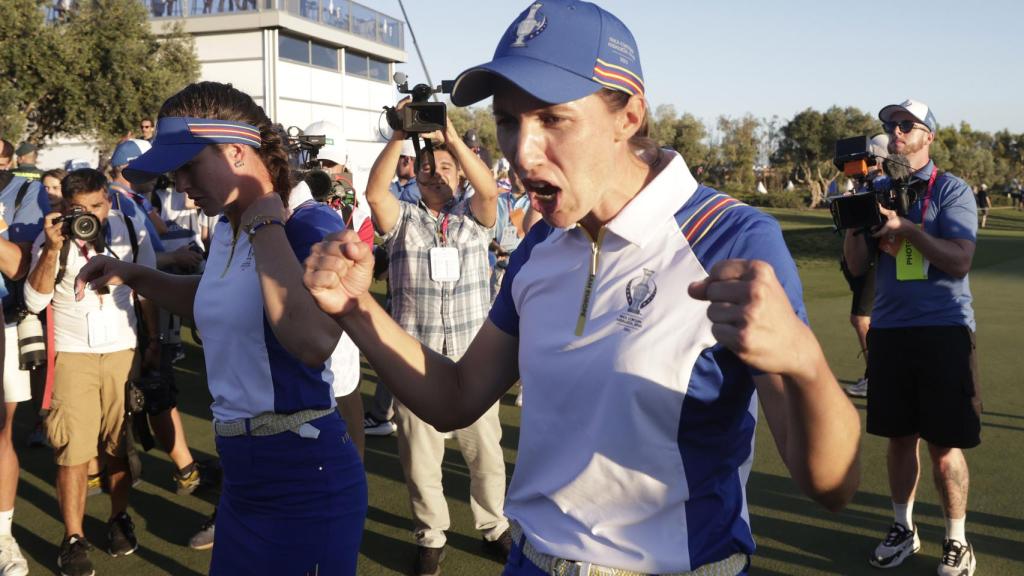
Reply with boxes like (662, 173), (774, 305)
(524, 178), (560, 204)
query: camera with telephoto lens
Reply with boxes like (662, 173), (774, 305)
(16, 311), (46, 370)
(54, 206), (102, 242)
(829, 136), (917, 231)
(383, 73), (454, 135)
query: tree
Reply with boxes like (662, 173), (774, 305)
(0, 0), (198, 149)
(448, 103), (500, 168)
(772, 106), (879, 207)
(649, 104), (709, 168)
(717, 115), (760, 190)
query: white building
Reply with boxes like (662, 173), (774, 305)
(40, 0), (406, 193)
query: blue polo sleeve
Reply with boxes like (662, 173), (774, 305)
(725, 216), (808, 325)
(935, 175), (978, 243)
(8, 180), (48, 243)
(286, 203), (345, 262)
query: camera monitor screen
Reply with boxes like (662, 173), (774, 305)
(830, 193), (883, 230)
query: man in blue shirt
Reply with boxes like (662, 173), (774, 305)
(0, 148), (49, 575)
(844, 99), (980, 576)
(388, 139), (421, 204)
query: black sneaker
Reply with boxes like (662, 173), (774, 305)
(482, 528), (513, 563)
(57, 534), (94, 576)
(107, 512), (139, 557)
(414, 545), (446, 576)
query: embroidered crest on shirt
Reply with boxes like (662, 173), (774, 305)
(511, 3), (547, 47)
(618, 268), (657, 332)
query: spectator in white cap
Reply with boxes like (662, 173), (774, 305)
(845, 98), (981, 576)
(304, 1), (860, 575)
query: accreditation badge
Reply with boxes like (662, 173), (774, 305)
(895, 239), (929, 281)
(429, 246), (461, 282)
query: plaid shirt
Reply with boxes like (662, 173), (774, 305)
(382, 199), (493, 359)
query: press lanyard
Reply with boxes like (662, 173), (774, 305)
(437, 211), (451, 246)
(918, 167), (938, 229)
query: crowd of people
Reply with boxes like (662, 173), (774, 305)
(0, 1), (987, 576)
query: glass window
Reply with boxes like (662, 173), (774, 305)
(323, 0), (350, 31)
(279, 34), (309, 64)
(368, 56), (389, 82)
(350, 3), (377, 41)
(379, 15), (402, 48)
(311, 42), (338, 70)
(345, 52), (368, 77)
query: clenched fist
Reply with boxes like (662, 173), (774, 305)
(303, 230), (375, 317)
(688, 259), (815, 378)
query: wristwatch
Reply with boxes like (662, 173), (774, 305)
(244, 214), (285, 239)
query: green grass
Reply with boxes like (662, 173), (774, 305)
(9, 208), (1024, 575)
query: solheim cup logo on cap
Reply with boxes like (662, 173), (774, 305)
(618, 269), (657, 332)
(511, 2), (547, 47)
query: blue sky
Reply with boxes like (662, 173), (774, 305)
(366, 0), (1024, 134)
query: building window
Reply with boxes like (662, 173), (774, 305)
(368, 57), (389, 81)
(311, 41), (338, 70)
(345, 51), (390, 82)
(279, 34), (309, 64)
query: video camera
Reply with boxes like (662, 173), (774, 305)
(280, 125), (349, 207)
(829, 136), (917, 231)
(383, 73), (454, 176)
(54, 206), (102, 243)
(384, 72), (453, 135)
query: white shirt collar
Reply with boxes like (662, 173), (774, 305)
(603, 152), (699, 247)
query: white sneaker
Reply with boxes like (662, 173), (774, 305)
(938, 539), (976, 576)
(845, 377), (868, 398)
(363, 414), (396, 437)
(869, 522), (920, 569)
(0, 535), (29, 576)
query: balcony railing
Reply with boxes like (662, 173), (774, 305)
(137, 0), (403, 49)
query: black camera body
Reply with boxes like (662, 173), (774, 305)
(829, 136), (916, 231)
(55, 206), (102, 242)
(384, 73), (454, 135)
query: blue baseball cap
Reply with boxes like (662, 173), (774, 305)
(124, 116), (262, 182)
(110, 139), (151, 168)
(450, 0), (644, 106)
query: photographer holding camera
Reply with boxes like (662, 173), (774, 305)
(843, 99), (980, 576)
(366, 95), (506, 575)
(0, 136), (50, 576)
(24, 168), (158, 575)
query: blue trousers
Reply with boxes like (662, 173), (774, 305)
(210, 412), (368, 575)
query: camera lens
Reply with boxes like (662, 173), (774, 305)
(16, 313), (46, 370)
(72, 213), (101, 242)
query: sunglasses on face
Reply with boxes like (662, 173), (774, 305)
(883, 120), (926, 134)
(140, 124), (153, 130)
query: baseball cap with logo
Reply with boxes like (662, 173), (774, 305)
(111, 139), (152, 167)
(304, 120), (348, 165)
(878, 98), (937, 133)
(125, 116), (263, 182)
(450, 0), (644, 106)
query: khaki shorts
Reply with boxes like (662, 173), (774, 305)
(46, 349), (135, 466)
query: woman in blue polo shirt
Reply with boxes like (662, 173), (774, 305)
(305, 1), (864, 573)
(76, 82), (366, 575)
(304, 2), (862, 575)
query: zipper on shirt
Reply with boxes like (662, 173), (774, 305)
(575, 227), (606, 336)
